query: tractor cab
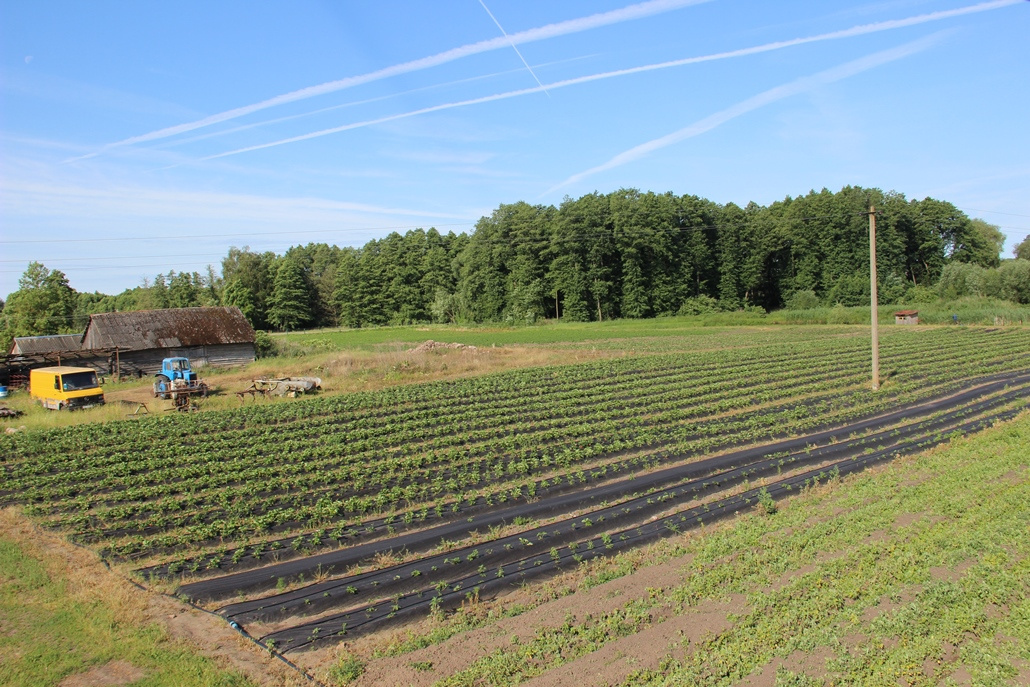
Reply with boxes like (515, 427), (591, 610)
(154, 357), (206, 403)
(160, 357), (197, 383)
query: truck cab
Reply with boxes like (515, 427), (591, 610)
(30, 366), (105, 410)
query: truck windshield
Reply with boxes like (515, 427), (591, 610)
(61, 372), (99, 391)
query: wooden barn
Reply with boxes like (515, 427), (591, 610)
(81, 306), (256, 376)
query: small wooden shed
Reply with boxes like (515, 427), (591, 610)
(894, 309), (919, 325)
(9, 334), (85, 358)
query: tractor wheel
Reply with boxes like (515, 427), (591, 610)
(155, 374), (171, 400)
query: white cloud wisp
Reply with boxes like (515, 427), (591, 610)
(548, 33), (945, 193)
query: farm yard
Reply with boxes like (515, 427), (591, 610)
(2, 322), (1029, 685)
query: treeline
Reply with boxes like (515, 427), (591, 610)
(213, 185), (1022, 329)
(2, 185), (1028, 344)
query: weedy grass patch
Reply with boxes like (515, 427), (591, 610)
(0, 509), (257, 687)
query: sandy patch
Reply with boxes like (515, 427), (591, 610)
(58, 660), (145, 687)
(928, 559), (975, 583)
(356, 553), (696, 687)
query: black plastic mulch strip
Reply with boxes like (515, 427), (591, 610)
(218, 381), (1029, 625)
(176, 371), (1030, 603)
(262, 406), (1023, 653)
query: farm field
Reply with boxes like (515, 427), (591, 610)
(1, 323), (1028, 685)
(349, 411), (1030, 686)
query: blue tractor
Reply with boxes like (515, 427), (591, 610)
(153, 357), (208, 402)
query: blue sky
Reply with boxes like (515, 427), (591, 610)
(2, 0), (1028, 298)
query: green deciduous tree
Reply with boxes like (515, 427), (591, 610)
(1, 262), (78, 343)
(1014, 237), (1030, 261)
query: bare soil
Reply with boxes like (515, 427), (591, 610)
(57, 660), (145, 687)
(348, 553), (697, 687)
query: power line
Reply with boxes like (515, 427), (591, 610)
(958, 208), (1030, 220)
(0, 222), (477, 245)
(0, 262), (222, 275)
(0, 253), (224, 264)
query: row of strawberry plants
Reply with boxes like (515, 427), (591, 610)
(37, 353), (883, 534)
(3, 335), (870, 483)
(18, 325), (1013, 508)
(100, 353), (1030, 560)
(3, 327), (999, 471)
(23, 343), (874, 511)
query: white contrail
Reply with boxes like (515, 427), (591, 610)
(478, 0), (549, 94)
(548, 34), (946, 193)
(67, 0), (710, 162)
(196, 0), (1016, 162)
(158, 55), (597, 150)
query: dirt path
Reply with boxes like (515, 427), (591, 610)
(354, 553), (695, 687)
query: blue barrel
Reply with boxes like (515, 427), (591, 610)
(0, 386), (8, 398)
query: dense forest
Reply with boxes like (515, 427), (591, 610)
(3, 185), (1029, 345)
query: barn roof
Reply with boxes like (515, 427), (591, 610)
(9, 333), (84, 356)
(81, 307), (255, 351)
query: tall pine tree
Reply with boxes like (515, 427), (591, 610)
(266, 258), (312, 331)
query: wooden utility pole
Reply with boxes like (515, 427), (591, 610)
(869, 205), (879, 390)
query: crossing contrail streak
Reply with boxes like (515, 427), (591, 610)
(548, 34), (945, 193)
(66, 0), (710, 162)
(194, 0), (1015, 163)
(478, 0), (549, 94)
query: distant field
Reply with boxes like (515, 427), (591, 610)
(279, 300), (1030, 353)
(279, 317), (775, 351)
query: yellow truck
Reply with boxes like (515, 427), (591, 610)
(29, 366), (105, 410)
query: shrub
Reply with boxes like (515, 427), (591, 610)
(253, 330), (279, 358)
(677, 295), (721, 316)
(826, 274), (869, 307)
(905, 284), (937, 303)
(998, 259), (1030, 304)
(826, 304), (853, 324)
(785, 290), (820, 310)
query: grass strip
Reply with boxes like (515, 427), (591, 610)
(0, 508), (258, 687)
